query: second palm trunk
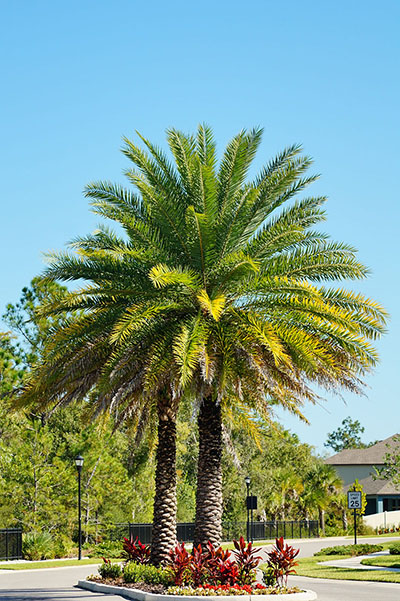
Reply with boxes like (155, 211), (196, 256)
(193, 395), (223, 547)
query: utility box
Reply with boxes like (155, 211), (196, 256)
(246, 495), (258, 510)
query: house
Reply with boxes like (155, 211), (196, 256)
(325, 434), (400, 515)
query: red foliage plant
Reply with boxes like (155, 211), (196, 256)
(203, 541), (238, 586)
(123, 536), (151, 564)
(233, 536), (263, 585)
(266, 537), (299, 587)
(167, 538), (263, 588)
(167, 542), (192, 586)
(190, 544), (208, 587)
(215, 559), (240, 586)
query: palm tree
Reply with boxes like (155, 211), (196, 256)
(302, 462), (342, 533)
(269, 467), (304, 521)
(19, 125), (386, 554)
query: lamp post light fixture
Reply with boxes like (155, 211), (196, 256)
(75, 455), (84, 560)
(245, 476), (251, 542)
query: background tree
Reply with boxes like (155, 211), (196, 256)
(2, 277), (68, 369)
(0, 282), (151, 540)
(0, 332), (25, 395)
(324, 416), (375, 452)
(374, 435), (400, 490)
(302, 462), (342, 533)
(269, 467), (304, 521)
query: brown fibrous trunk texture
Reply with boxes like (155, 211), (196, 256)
(193, 395), (223, 548)
(150, 396), (177, 565)
(319, 508), (325, 534)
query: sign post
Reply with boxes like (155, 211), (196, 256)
(347, 491), (362, 545)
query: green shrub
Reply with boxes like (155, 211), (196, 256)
(98, 560), (122, 579)
(88, 540), (123, 559)
(22, 532), (54, 560)
(260, 565), (276, 586)
(389, 543), (400, 555)
(123, 562), (172, 585)
(348, 523), (376, 536)
(52, 534), (73, 559)
(324, 525), (346, 537)
(314, 543), (383, 557)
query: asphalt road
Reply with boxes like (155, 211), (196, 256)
(0, 537), (399, 600)
(0, 564), (116, 600)
(290, 575), (400, 601)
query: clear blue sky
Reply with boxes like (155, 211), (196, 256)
(1, 0), (399, 453)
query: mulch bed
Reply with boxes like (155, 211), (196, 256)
(88, 576), (167, 593)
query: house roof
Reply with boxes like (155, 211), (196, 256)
(343, 474), (400, 496)
(325, 435), (400, 466)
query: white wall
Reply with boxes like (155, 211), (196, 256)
(364, 510), (400, 529)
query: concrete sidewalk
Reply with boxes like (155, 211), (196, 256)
(320, 550), (400, 572)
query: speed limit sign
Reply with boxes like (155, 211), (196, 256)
(347, 491), (362, 509)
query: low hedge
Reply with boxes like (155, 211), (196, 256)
(123, 562), (172, 585)
(314, 543), (383, 557)
(389, 542), (400, 555)
(98, 561), (122, 579)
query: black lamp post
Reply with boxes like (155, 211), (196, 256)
(245, 476), (251, 543)
(75, 454), (84, 560)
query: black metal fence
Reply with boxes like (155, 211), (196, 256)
(109, 520), (318, 544)
(223, 520), (319, 541)
(0, 529), (23, 560)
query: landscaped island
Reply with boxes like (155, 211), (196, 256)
(78, 536), (317, 599)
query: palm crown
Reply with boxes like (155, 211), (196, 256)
(20, 125), (386, 551)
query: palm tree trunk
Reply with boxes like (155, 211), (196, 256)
(319, 508), (325, 534)
(342, 509), (348, 531)
(150, 395), (178, 565)
(193, 395), (223, 547)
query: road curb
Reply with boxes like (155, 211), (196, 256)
(77, 580), (317, 600)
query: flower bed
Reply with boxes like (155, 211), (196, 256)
(80, 536), (317, 598)
(85, 577), (301, 596)
(167, 584), (302, 595)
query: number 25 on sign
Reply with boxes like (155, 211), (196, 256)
(347, 491), (362, 509)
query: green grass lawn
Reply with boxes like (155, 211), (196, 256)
(361, 556), (400, 568)
(295, 553), (400, 584)
(0, 558), (103, 570)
